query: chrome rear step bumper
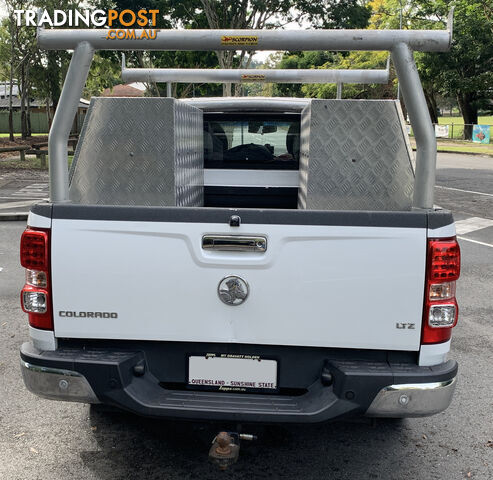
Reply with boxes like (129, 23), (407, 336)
(365, 378), (456, 418)
(21, 360), (100, 404)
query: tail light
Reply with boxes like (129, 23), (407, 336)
(20, 228), (53, 330)
(422, 238), (461, 344)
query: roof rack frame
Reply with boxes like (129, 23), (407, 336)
(41, 9), (453, 208)
(120, 55), (390, 85)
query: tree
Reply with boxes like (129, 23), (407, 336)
(161, 0), (372, 96)
(0, 2), (21, 141)
(0, 22), (14, 140)
(91, 0), (371, 97)
(415, 0), (493, 138)
(368, 0), (493, 139)
(300, 51), (392, 100)
(270, 51), (336, 98)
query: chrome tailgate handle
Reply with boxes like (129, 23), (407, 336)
(202, 235), (267, 252)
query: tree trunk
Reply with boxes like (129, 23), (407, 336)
(47, 52), (61, 115)
(136, 52), (159, 95)
(215, 51), (235, 96)
(233, 52), (254, 97)
(8, 36), (15, 141)
(424, 88), (439, 124)
(46, 97), (52, 129)
(223, 83), (232, 96)
(399, 97), (408, 124)
(27, 95), (32, 137)
(180, 83), (194, 98)
(20, 63), (28, 139)
(457, 92), (478, 140)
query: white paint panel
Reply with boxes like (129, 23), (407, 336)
(204, 169), (299, 187)
(419, 340), (450, 366)
(27, 211), (51, 229)
(428, 222), (455, 238)
(29, 326), (57, 351)
(51, 219), (427, 350)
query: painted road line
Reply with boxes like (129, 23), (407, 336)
(455, 217), (493, 235)
(0, 200), (38, 210)
(0, 196), (47, 200)
(458, 236), (493, 249)
(11, 184), (48, 198)
(435, 185), (493, 198)
(11, 191), (47, 198)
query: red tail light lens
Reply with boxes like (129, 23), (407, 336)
(428, 240), (460, 282)
(422, 237), (460, 344)
(20, 230), (49, 270)
(20, 228), (53, 330)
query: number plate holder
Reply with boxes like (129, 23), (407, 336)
(188, 354), (278, 392)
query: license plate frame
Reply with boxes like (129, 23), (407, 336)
(187, 354), (278, 393)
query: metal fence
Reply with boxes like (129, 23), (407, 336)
(0, 111), (49, 133)
(0, 110), (86, 135)
(408, 123), (492, 143)
(434, 123), (492, 141)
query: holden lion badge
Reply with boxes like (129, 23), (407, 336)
(218, 276), (249, 306)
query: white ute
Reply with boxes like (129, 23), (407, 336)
(20, 18), (460, 422)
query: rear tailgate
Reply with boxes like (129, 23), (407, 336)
(50, 206), (428, 351)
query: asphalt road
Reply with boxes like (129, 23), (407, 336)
(0, 169), (49, 216)
(0, 152), (492, 479)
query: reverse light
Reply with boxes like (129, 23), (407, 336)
(20, 228), (53, 330)
(22, 289), (48, 314)
(422, 237), (461, 344)
(428, 303), (457, 328)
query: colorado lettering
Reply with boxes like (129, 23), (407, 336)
(59, 311), (118, 318)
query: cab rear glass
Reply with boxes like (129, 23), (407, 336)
(203, 113), (300, 170)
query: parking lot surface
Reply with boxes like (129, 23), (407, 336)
(0, 153), (492, 479)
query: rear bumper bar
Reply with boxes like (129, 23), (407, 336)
(366, 378), (456, 417)
(21, 359), (100, 404)
(20, 342), (457, 422)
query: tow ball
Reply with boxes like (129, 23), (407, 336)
(208, 431), (257, 470)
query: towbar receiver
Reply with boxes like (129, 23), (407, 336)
(41, 9), (453, 209)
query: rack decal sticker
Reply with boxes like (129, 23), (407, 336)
(221, 36), (258, 46)
(240, 74), (266, 82)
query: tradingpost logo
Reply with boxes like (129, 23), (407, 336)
(13, 9), (160, 40)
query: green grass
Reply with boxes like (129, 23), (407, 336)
(0, 156), (46, 170)
(0, 155), (73, 170)
(437, 144), (493, 155)
(409, 137), (493, 155)
(436, 116), (493, 140)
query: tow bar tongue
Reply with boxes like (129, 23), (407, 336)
(208, 431), (257, 470)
